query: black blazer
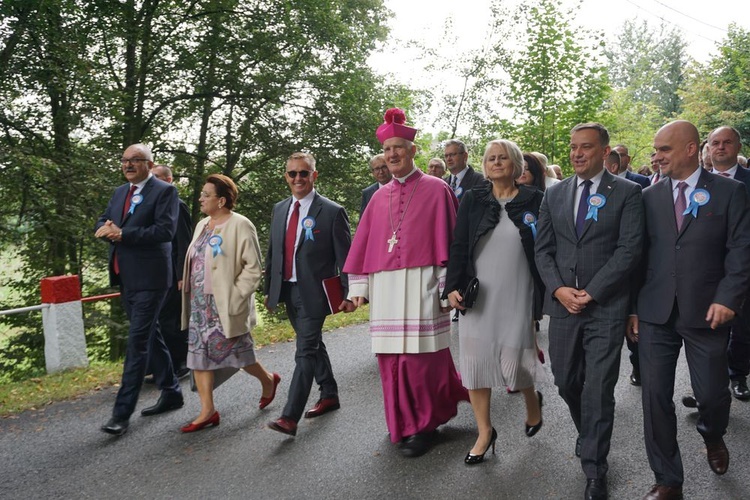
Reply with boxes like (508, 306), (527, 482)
(625, 171), (650, 189)
(445, 166), (488, 200)
(173, 198), (193, 284)
(264, 192), (351, 317)
(730, 164), (750, 197)
(444, 184), (545, 320)
(360, 182), (378, 214)
(635, 168), (750, 328)
(95, 176), (178, 291)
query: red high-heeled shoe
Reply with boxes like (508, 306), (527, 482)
(259, 372), (281, 410)
(181, 411), (220, 433)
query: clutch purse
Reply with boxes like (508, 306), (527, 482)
(461, 277), (480, 312)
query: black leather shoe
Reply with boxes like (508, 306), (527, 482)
(731, 379), (750, 400)
(464, 428), (497, 465)
(681, 395), (698, 408)
(584, 477), (608, 500)
(140, 394), (184, 416)
(575, 436), (582, 457)
(400, 432), (434, 458)
(629, 369), (641, 386)
(143, 374), (155, 384)
(101, 417), (129, 436)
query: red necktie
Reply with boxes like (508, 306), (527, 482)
(122, 184), (137, 218)
(114, 185), (137, 275)
(283, 201), (300, 281)
(719, 172), (731, 177)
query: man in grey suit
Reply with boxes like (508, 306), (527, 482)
(628, 121), (750, 500)
(265, 152), (355, 437)
(360, 154), (392, 214)
(535, 123), (644, 500)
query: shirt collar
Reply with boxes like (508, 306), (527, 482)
(292, 188), (316, 207)
(672, 166), (702, 191)
(131, 173), (152, 191)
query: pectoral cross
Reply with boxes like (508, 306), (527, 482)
(387, 233), (398, 253)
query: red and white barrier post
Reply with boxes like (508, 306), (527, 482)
(40, 275), (88, 373)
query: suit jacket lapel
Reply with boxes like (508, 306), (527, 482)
(276, 198), (293, 253)
(679, 169), (714, 238)
(565, 176), (579, 238)
(299, 194), (323, 250)
(579, 171), (616, 239)
(121, 177), (155, 226)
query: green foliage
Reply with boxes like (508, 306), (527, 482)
(680, 24), (750, 145)
(0, 0), (399, 381)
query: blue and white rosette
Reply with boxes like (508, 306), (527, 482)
(301, 216), (316, 241)
(585, 193), (607, 222)
(523, 211), (538, 239)
(683, 188), (709, 219)
(208, 234), (223, 257)
(454, 186), (464, 198)
(128, 193), (143, 214)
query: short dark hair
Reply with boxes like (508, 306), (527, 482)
(571, 122), (610, 146)
(206, 174), (238, 210)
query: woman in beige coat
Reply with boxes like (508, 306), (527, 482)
(180, 174), (280, 432)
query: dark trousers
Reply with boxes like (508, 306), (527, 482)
(626, 337), (640, 373)
(728, 307), (750, 380)
(282, 283), (337, 422)
(549, 313), (624, 480)
(639, 303), (731, 487)
(148, 284), (187, 374)
(113, 287), (181, 420)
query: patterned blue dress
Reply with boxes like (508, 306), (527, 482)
(187, 225), (256, 370)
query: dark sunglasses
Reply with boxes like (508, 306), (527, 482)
(286, 170), (311, 178)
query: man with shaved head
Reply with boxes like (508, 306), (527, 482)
(628, 121), (750, 499)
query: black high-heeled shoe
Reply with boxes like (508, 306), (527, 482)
(525, 391), (543, 437)
(464, 427), (497, 465)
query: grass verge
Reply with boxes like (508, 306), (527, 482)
(0, 305), (369, 418)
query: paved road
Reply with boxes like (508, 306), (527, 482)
(1, 319), (749, 499)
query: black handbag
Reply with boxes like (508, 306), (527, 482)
(460, 277), (480, 314)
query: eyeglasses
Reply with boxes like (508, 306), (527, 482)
(286, 170), (311, 178)
(444, 152), (462, 159)
(120, 158), (148, 165)
(371, 165), (388, 172)
(199, 192), (218, 198)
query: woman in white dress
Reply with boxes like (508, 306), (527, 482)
(444, 139), (545, 465)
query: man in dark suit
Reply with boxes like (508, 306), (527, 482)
(95, 143), (183, 436)
(535, 123), (644, 500)
(443, 139), (485, 200)
(612, 144), (651, 189)
(360, 154), (391, 214)
(628, 121), (750, 499)
(147, 165), (192, 380)
(708, 126), (750, 400)
(265, 152), (355, 436)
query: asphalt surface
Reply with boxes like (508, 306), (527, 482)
(1, 318), (749, 499)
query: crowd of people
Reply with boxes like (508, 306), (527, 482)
(95, 109), (749, 500)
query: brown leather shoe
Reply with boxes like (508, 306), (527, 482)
(268, 417), (297, 436)
(304, 397), (340, 419)
(706, 438), (729, 475)
(642, 484), (683, 500)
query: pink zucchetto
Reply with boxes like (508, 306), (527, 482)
(375, 108), (418, 144)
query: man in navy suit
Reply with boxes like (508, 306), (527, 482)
(612, 145), (650, 189)
(360, 154), (391, 215)
(536, 123), (644, 500)
(628, 121), (750, 498)
(265, 152), (355, 436)
(443, 139), (485, 200)
(709, 126), (750, 401)
(95, 143), (183, 436)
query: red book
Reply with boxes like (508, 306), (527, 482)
(322, 275), (344, 314)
